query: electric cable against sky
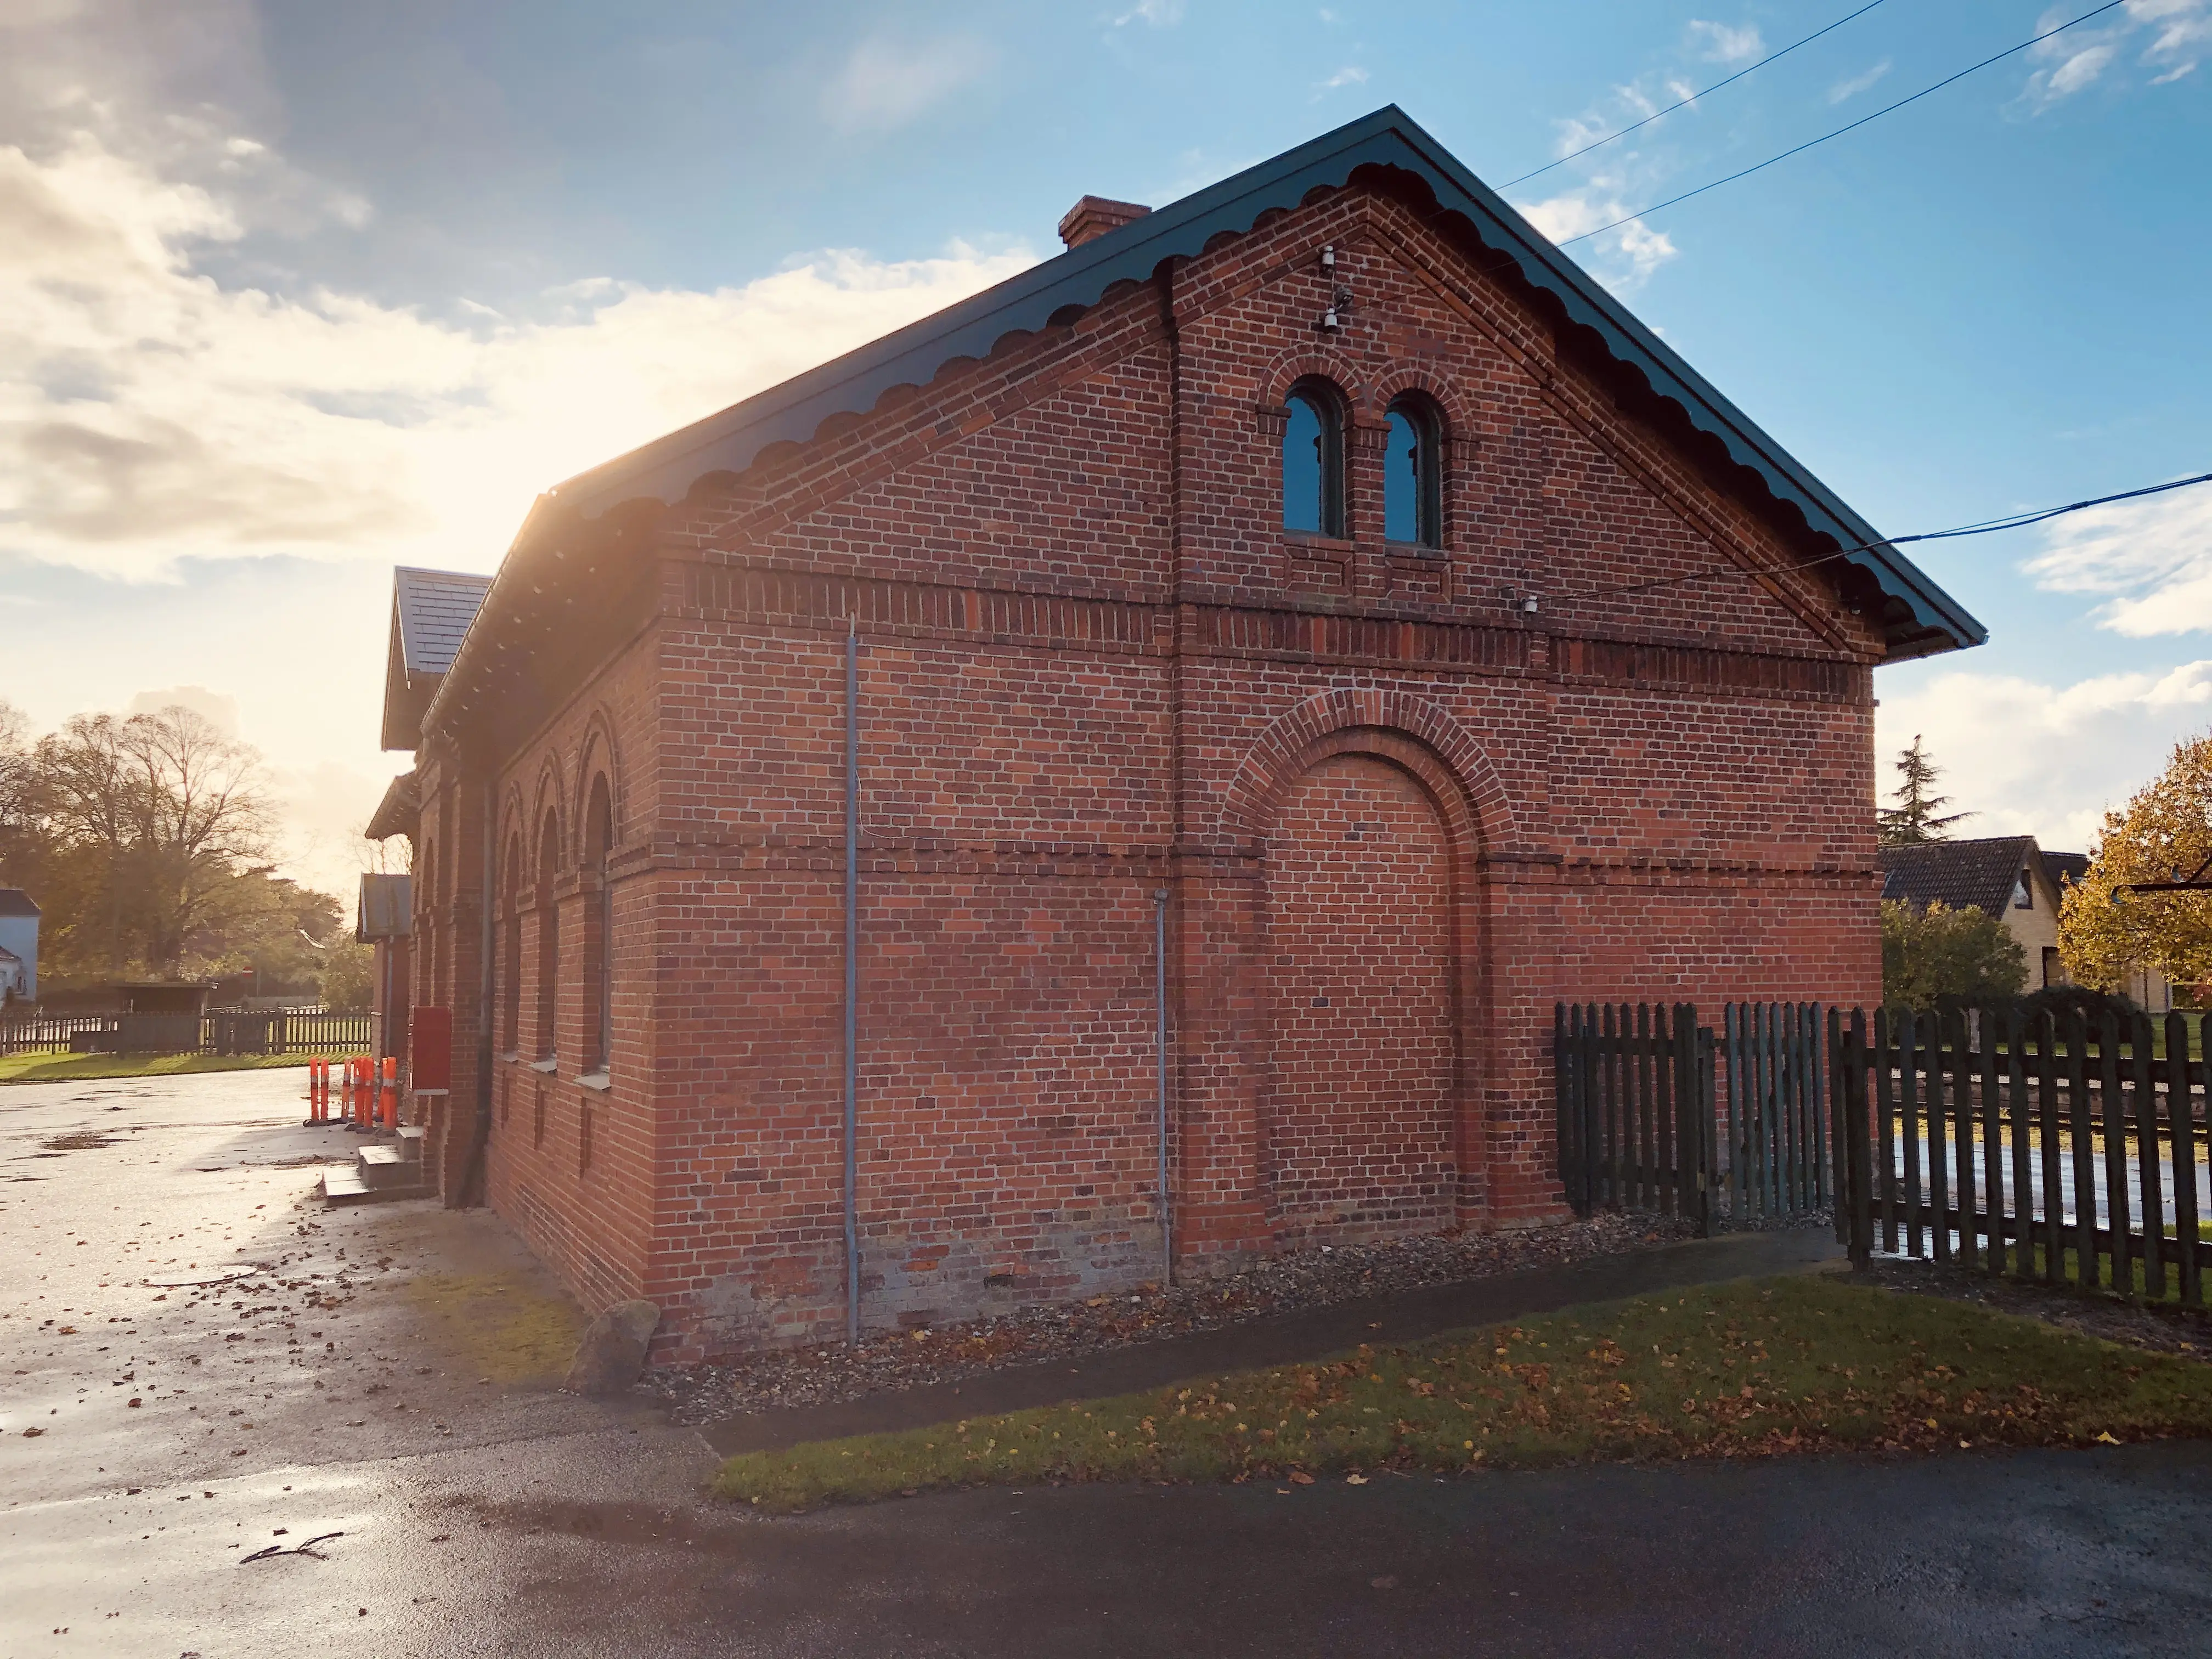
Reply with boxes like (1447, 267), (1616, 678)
(1502, 0), (1889, 190)
(1555, 0), (2128, 248)
(1573, 468), (2212, 603)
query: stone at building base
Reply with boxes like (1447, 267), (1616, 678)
(565, 1300), (660, 1395)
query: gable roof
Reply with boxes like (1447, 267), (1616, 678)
(513, 104), (1980, 664)
(1880, 837), (2044, 915)
(382, 568), (493, 751)
(0, 888), (39, 918)
(364, 771), (420, 843)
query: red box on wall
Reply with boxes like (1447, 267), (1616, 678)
(410, 1005), (453, 1092)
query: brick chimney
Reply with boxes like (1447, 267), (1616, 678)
(1057, 195), (1151, 250)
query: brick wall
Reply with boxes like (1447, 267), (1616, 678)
(407, 176), (1891, 1362)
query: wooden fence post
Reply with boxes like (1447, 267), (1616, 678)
(1845, 1008), (1873, 1269)
(2171, 1009), (2201, 1308)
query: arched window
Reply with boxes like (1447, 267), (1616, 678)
(1384, 394), (1443, 549)
(583, 775), (613, 1077)
(416, 843), (438, 1007)
(534, 810), (560, 1065)
(1282, 379), (1346, 538)
(500, 831), (522, 1055)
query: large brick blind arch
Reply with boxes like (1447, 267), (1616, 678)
(1261, 743), (1461, 1245)
(1217, 687), (1513, 857)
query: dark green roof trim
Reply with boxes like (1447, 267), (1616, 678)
(538, 104), (1982, 659)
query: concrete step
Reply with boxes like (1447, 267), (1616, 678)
(357, 1143), (415, 1188)
(320, 1163), (427, 1206)
(396, 1125), (427, 1163)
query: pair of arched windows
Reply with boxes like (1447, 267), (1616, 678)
(1281, 379), (1443, 549)
(508, 777), (614, 1080)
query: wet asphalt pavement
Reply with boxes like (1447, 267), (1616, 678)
(7, 1069), (2212, 1657)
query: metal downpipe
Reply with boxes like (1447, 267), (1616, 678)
(1155, 885), (1171, 1285)
(844, 622), (861, 1344)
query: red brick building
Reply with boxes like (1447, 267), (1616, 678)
(375, 109), (1980, 1362)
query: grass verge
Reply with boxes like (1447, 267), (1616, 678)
(712, 1273), (2212, 1513)
(0, 1050), (312, 1085)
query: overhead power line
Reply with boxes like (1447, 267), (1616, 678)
(1503, 1), (1890, 190)
(1577, 468), (2212, 603)
(1556, 0), (2128, 248)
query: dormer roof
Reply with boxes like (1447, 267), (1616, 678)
(382, 568), (493, 751)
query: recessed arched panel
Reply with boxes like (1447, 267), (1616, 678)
(1263, 751), (1457, 1244)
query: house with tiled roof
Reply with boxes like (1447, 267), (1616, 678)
(0, 887), (38, 1007)
(1878, 836), (2169, 1009)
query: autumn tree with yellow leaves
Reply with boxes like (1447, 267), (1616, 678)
(2058, 731), (2212, 991)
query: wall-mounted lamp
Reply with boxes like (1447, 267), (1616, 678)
(1319, 245), (1336, 273)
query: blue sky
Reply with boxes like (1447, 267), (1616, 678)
(2, 0), (2208, 894)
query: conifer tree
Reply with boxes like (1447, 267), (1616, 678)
(1877, 735), (1971, 847)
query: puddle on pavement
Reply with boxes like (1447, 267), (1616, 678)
(440, 1492), (719, 1547)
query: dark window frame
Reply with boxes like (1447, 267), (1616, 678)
(534, 811), (561, 1065)
(583, 775), (614, 1079)
(1383, 393), (1444, 550)
(1282, 377), (1347, 539)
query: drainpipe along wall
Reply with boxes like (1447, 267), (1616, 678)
(844, 621), (861, 1342)
(456, 775), (496, 1208)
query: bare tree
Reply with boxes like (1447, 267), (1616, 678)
(0, 699), (31, 840)
(32, 706), (275, 976)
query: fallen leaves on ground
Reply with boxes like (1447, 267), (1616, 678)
(712, 1274), (2212, 1513)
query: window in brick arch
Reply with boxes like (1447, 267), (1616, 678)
(535, 809), (560, 1064)
(500, 831), (523, 1055)
(415, 843), (436, 1003)
(1282, 377), (1346, 537)
(1384, 393), (1443, 549)
(583, 774), (614, 1077)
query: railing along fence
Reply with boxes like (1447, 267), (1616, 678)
(1835, 1006), (2207, 1307)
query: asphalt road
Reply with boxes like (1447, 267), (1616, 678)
(5, 1069), (2209, 1658)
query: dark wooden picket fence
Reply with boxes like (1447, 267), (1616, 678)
(0, 1009), (374, 1058)
(1554, 1003), (1712, 1227)
(1554, 1001), (1836, 1236)
(1833, 1005), (2208, 1306)
(1722, 1003), (1831, 1223)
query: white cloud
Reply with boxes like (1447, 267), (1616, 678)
(1878, 660), (2212, 851)
(2021, 480), (2212, 636)
(0, 124), (1039, 583)
(823, 35), (997, 132)
(1686, 20), (1763, 63)
(1827, 58), (1892, 103)
(2019, 0), (2210, 108)
(127, 684), (240, 738)
(1113, 0), (1186, 23)
(1515, 190), (1678, 291)
(1314, 65), (1369, 96)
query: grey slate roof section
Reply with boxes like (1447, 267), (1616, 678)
(358, 873), (413, 943)
(2044, 851), (2091, 889)
(529, 103), (1982, 661)
(1880, 837), (2040, 916)
(364, 771), (420, 843)
(394, 568), (493, 682)
(0, 888), (39, 917)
